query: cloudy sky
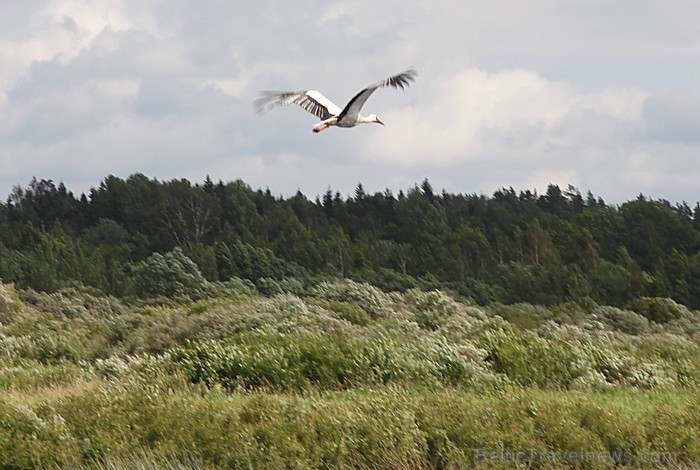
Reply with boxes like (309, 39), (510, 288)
(2, 1), (700, 204)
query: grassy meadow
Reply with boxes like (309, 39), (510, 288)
(1, 279), (699, 468)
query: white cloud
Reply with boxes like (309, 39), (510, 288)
(364, 68), (645, 166)
(357, 66), (700, 202)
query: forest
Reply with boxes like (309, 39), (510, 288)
(2, 173), (700, 308)
(1, 174), (700, 468)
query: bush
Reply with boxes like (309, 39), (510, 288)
(487, 303), (555, 330)
(404, 289), (462, 330)
(169, 334), (413, 391)
(595, 306), (650, 335)
(203, 277), (257, 298)
(626, 297), (691, 324)
(309, 299), (372, 326)
(478, 327), (592, 388)
(256, 277), (305, 297)
(128, 249), (256, 301)
(0, 400), (81, 467)
(128, 248), (209, 300)
(0, 281), (22, 323)
(20, 287), (126, 320)
(310, 280), (395, 319)
(169, 330), (500, 392)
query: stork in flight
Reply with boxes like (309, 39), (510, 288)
(255, 69), (417, 133)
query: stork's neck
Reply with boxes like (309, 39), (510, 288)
(357, 114), (377, 124)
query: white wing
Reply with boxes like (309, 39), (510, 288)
(336, 69), (417, 124)
(255, 90), (342, 120)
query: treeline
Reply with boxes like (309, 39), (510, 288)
(1, 173), (700, 307)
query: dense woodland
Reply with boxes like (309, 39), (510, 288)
(2, 173), (700, 308)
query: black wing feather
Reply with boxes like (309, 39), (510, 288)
(336, 69), (418, 123)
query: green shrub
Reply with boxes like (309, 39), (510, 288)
(128, 248), (209, 300)
(487, 303), (555, 330)
(309, 299), (372, 326)
(169, 334), (417, 391)
(478, 327), (591, 388)
(169, 329), (510, 393)
(119, 304), (248, 355)
(256, 277), (305, 297)
(0, 359), (86, 390)
(0, 400), (81, 467)
(204, 277), (257, 297)
(428, 341), (489, 386)
(626, 297), (691, 324)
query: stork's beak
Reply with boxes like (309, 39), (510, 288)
(376, 117), (384, 126)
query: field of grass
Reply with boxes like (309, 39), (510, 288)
(1, 279), (699, 468)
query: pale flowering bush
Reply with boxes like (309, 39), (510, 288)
(406, 289), (461, 314)
(0, 333), (32, 358)
(402, 289), (481, 330)
(5, 402), (60, 435)
(594, 305), (650, 335)
(474, 319), (699, 390)
(252, 294), (358, 335)
(20, 287), (126, 319)
(423, 339), (504, 388)
(122, 295), (357, 351)
(256, 293), (309, 316)
(435, 312), (485, 342)
(569, 370), (609, 390)
(91, 354), (150, 379)
(452, 341), (489, 363)
(0, 327), (83, 364)
(535, 320), (686, 389)
(629, 361), (676, 389)
(310, 280), (395, 319)
(308, 299), (372, 326)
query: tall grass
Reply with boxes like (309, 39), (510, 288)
(0, 279), (699, 467)
(1, 383), (697, 468)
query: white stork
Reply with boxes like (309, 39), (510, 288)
(255, 69), (417, 133)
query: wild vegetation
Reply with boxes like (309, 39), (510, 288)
(1, 175), (700, 467)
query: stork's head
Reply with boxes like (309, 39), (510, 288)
(369, 114), (384, 126)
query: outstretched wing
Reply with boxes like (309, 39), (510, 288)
(336, 69), (417, 124)
(254, 90), (342, 120)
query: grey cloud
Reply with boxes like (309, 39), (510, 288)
(133, 79), (211, 119)
(642, 88), (700, 144)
